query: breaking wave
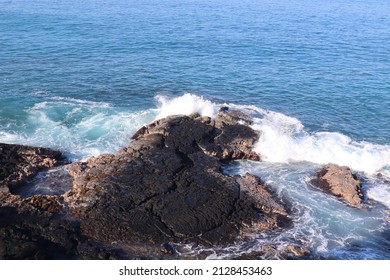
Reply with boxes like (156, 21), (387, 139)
(154, 94), (390, 175)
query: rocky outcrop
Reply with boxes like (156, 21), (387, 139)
(0, 109), (291, 259)
(63, 110), (289, 249)
(0, 143), (63, 193)
(131, 109), (260, 161)
(0, 196), (124, 259)
(0, 144), (123, 260)
(311, 164), (363, 207)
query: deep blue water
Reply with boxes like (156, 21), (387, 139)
(0, 0), (389, 259)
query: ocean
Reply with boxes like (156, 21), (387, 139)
(0, 0), (389, 259)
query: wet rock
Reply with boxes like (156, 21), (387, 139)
(0, 143), (64, 193)
(0, 187), (129, 260)
(0, 110), (291, 259)
(131, 111), (260, 161)
(282, 244), (311, 259)
(63, 110), (288, 249)
(24, 195), (63, 213)
(233, 244), (311, 260)
(0, 143), (127, 260)
(0, 202), (126, 259)
(311, 164), (363, 207)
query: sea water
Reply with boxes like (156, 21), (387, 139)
(0, 0), (389, 259)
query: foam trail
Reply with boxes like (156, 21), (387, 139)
(367, 184), (390, 208)
(1, 98), (155, 161)
(49, 96), (112, 108)
(251, 110), (390, 174)
(155, 93), (220, 119)
(2, 93), (389, 175)
(0, 131), (26, 142)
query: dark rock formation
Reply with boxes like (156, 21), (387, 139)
(0, 196), (124, 260)
(0, 109), (291, 259)
(0, 143), (63, 193)
(0, 144), (123, 260)
(63, 110), (288, 250)
(311, 164), (363, 206)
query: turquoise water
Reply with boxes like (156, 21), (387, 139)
(0, 0), (389, 259)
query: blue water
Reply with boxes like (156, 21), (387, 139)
(1, 0), (389, 259)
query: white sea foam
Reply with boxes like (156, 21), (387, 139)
(5, 93), (390, 175)
(31, 99), (111, 112)
(49, 96), (112, 108)
(46, 110), (153, 160)
(3, 99), (155, 161)
(251, 110), (390, 174)
(229, 160), (389, 259)
(154, 93), (219, 119)
(367, 184), (390, 208)
(0, 131), (27, 143)
(152, 94), (390, 174)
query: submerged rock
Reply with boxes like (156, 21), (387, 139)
(63, 110), (289, 250)
(311, 164), (363, 207)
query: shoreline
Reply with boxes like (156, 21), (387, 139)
(1, 108), (388, 260)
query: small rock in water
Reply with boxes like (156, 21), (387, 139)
(311, 164), (363, 207)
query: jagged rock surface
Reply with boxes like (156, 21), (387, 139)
(0, 144), (123, 260)
(0, 143), (63, 193)
(63, 110), (289, 247)
(0, 110), (291, 259)
(311, 164), (363, 206)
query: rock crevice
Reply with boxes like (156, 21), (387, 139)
(0, 109), (291, 259)
(63, 109), (288, 247)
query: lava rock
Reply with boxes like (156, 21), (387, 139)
(0, 143), (126, 260)
(63, 110), (288, 249)
(0, 143), (64, 193)
(0, 110), (291, 259)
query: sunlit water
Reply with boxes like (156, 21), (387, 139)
(1, 0), (389, 259)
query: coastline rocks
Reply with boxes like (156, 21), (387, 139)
(0, 143), (123, 259)
(63, 110), (289, 248)
(0, 143), (63, 193)
(0, 198), (123, 259)
(311, 164), (363, 207)
(131, 110), (260, 161)
(1, 113), (377, 259)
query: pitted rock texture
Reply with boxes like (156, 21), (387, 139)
(0, 109), (293, 259)
(0, 143), (63, 193)
(63, 110), (289, 246)
(0, 144), (123, 260)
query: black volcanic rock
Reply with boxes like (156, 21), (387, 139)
(0, 109), (292, 259)
(0, 144), (123, 260)
(0, 143), (63, 193)
(0, 198), (125, 260)
(63, 110), (288, 248)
